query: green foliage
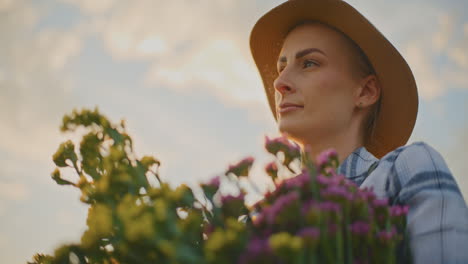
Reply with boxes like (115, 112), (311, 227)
(31, 107), (217, 264)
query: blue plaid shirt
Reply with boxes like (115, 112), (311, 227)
(338, 141), (468, 263)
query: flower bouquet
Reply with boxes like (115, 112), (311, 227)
(30, 108), (410, 264)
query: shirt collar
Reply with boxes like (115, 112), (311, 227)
(337, 146), (379, 180)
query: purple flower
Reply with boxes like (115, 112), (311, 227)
(264, 134), (301, 158)
(297, 227), (320, 246)
(354, 188), (376, 202)
(208, 175), (220, 188)
(283, 172), (310, 189)
(221, 193), (246, 218)
(265, 191), (300, 225)
(201, 175), (221, 200)
(390, 205), (409, 217)
(297, 227), (320, 239)
(226, 156), (255, 177)
(324, 167), (336, 175)
(238, 237), (273, 264)
(265, 162), (278, 180)
(265, 135), (289, 153)
(349, 221), (370, 235)
(316, 174), (331, 185)
(321, 185), (353, 201)
(329, 174), (346, 186)
(316, 148), (338, 168)
(221, 193), (245, 204)
(344, 178), (358, 188)
(377, 227), (398, 243)
(247, 237), (271, 254)
(372, 198), (389, 208)
(318, 201), (341, 213)
(317, 172), (347, 187)
(301, 199), (316, 215)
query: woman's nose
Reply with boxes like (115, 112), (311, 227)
(273, 71), (295, 95)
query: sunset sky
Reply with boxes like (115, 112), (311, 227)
(1, 0), (467, 263)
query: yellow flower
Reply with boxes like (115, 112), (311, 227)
(269, 232), (303, 257)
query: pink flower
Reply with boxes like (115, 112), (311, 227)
(349, 221), (370, 235)
(265, 162), (278, 180)
(317, 173), (346, 186)
(283, 172), (311, 189)
(318, 201), (341, 213)
(246, 237), (271, 254)
(372, 198), (389, 208)
(355, 188), (376, 202)
(301, 199), (316, 215)
(264, 191), (300, 225)
(264, 134), (301, 157)
(390, 205), (409, 217)
(238, 237), (273, 264)
(226, 156), (255, 177)
(377, 227), (397, 243)
(265, 135), (287, 154)
(321, 185), (353, 201)
(316, 174), (331, 185)
(330, 174), (346, 186)
(221, 193), (245, 204)
(297, 227), (320, 241)
(316, 148), (338, 168)
(208, 175), (220, 188)
(221, 193), (246, 218)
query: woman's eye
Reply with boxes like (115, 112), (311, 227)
(278, 60), (318, 73)
(303, 59), (319, 68)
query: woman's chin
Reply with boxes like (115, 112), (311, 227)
(278, 119), (305, 139)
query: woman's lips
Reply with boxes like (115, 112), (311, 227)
(279, 105), (304, 114)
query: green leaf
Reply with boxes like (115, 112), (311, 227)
(51, 168), (75, 186)
(52, 140), (78, 168)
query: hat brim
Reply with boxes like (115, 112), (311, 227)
(249, 0), (418, 158)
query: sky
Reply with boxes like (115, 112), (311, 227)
(1, 0), (467, 263)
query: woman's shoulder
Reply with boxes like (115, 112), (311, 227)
(378, 141), (462, 203)
(380, 141), (449, 175)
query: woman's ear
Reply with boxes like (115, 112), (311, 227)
(355, 74), (380, 108)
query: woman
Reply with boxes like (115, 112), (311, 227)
(249, 0), (468, 263)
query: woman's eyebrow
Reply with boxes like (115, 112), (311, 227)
(277, 48), (326, 63)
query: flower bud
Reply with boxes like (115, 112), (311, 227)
(226, 157), (255, 178)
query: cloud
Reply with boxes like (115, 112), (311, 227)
(36, 29), (83, 71)
(0, 1), (85, 162)
(0, 233), (7, 249)
(144, 38), (266, 106)
(405, 41), (446, 100)
(0, 181), (29, 201)
(68, 0), (280, 111)
(58, 0), (115, 15)
(431, 14), (455, 52)
(444, 122), (468, 199)
(403, 12), (468, 101)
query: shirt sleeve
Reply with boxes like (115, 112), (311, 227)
(392, 142), (468, 264)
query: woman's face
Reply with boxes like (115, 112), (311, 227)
(274, 23), (361, 144)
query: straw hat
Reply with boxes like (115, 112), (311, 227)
(249, 0), (418, 158)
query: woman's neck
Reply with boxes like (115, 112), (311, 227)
(298, 128), (364, 165)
